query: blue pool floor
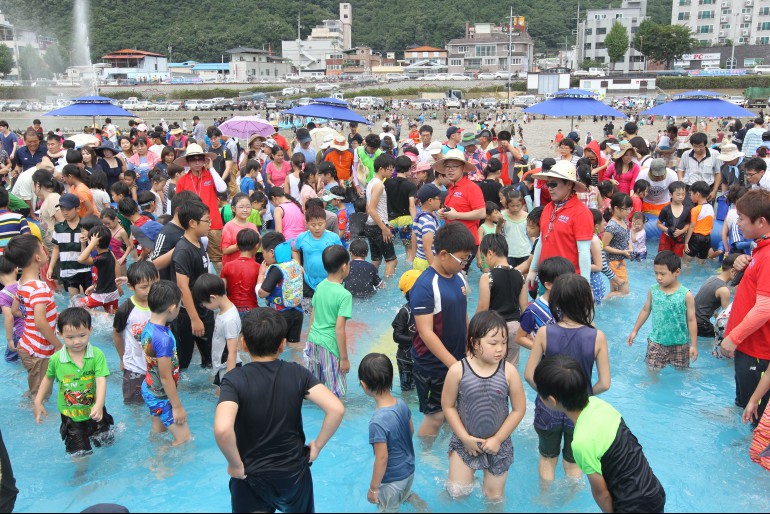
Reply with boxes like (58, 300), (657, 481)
(2, 240), (770, 512)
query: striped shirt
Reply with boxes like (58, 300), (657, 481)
(414, 211), (438, 260)
(17, 279), (58, 358)
(52, 220), (90, 278)
(0, 210), (30, 251)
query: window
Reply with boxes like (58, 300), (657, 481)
(679, 12), (691, 19)
(758, 36), (770, 43)
(722, 7), (733, 13)
(475, 45), (496, 57)
(484, 58), (497, 65)
(761, 6), (770, 13)
(745, 57), (766, 66)
(697, 24), (715, 32)
(699, 0), (715, 4)
(596, 42), (607, 49)
(586, 28), (593, 34)
(457, 46), (468, 53)
(585, 42), (593, 49)
(512, 57), (522, 65)
(679, 0), (692, 5)
(450, 59), (462, 66)
(760, 21), (770, 28)
(597, 27), (607, 34)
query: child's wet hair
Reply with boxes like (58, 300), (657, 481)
(127, 261), (159, 287)
(0, 255), (16, 275)
(178, 201), (208, 230)
(241, 307), (288, 357)
(480, 233), (508, 258)
(466, 311), (508, 356)
(322, 244), (349, 273)
(80, 215), (102, 233)
(349, 238), (369, 258)
(598, 180), (616, 199)
(5, 234), (41, 268)
(527, 206), (544, 226)
(653, 250), (681, 273)
(590, 208), (603, 226)
(57, 307), (92, 332)
(89, 225), (111, 249)
(358, 353), (393, 394)
(118, 197), (139, 217)
(236, 228), (260, 251)
(147, 280), (182, 313)
(668, 181), (686, 195)
(550, 274), (595, 328)
(538, 256), (575, 285)
(485, 201), (499, 217)
(305, 205), (326, 223)
(722, 252), (740, 270)
(633, 179), (650, 195)
(193, 273), (227, 305)
(100, 207), (118, 221)
(533, 355), (590, 411)
(690, 181), (711, 197)
(261, 231), (286, 252)
(631, 211), (646, 223)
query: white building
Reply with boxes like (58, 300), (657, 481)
(577, 0), (648, 72)
(445, 22), (534, 75)
(100, 49), (169, 81)
(0, 12), (58, 78)
(340, 3), (352, 50)
(282, 3), (351, 76)
(226, 48), (292, 81)
(671, 0), (770, 47)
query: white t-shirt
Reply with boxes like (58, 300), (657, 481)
(212, 306), (242, 380)
(11, 165), (36, 205)
(149, 144), (166, 157)
(638, 168), (679, 207)
(93, 189), (111, 214)
(114, 297), (152, 375)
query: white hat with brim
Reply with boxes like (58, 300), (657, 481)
(427, 141), (443, 154)
(330, 136), (349, 151)
(717, 143), (745, 162)
(532, 161), (586, 192)
(173, 143), (218, 167)
(248, 134), (266, 147)
(432, 149), (476, 174)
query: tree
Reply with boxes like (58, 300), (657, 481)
(18, 46), (50, 80)
(43, 44), (68, 76)
(605, 22), (629, 71)
(0, 45), (14, 76)
(580, 58), (605, 71)
(633, 21), (696, 69)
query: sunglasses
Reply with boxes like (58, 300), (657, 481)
(546, 181), (561, 189)
(187, 156), (206, 162)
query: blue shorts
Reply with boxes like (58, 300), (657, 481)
(141, 381), (174, 427)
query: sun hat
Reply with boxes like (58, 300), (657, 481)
(462, 133), (480, 147)
(532, 160), (586, 192)
(612, 142), (641, 160)
(432, 149), (476, 174)
(247, 133), (265, 147)
(330, 135), (349, 151)
(398, 269), (423, 294)
(170, 128), (183, 136)
(136, 123), (148, 132)
(446, 126), (464, 138)
(320, 192), (345, 202)
(648, 158), (670, 178)
(57, 193), (81, 210)
(416, 183), (442, 204)
(717, 143), (745, 162)
(173, 143), (217, 167)
(427, 141), (443, 154)
(413, 161), (432, 174)
(320, 134), (335, 150)
(93, 143), (118, 157)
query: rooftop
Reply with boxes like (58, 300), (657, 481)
(192, 63), (230, 71)
(447, 32), (533, 45)
(101, 49), (165, 59)
(405, 46), (447, 53)
(226, 47), (269, 54)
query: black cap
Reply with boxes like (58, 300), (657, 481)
(541, 158), (557, 170)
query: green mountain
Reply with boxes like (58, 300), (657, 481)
(0, 0), (673, 64)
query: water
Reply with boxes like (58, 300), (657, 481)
(72, 0), (92, 68)
(3, 240), (769, 512)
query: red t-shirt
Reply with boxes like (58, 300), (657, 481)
(221, 220), (259, 267)
(175, 169), (224, 230)
(725, 237), (770, 360)
(221, 257), (260, 310)
(538, 195), (594, 273)
(444, 176), (486, 245)
(554, 133), (564, 144)
(273, 134), (289, 153)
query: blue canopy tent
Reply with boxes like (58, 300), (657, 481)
(281, 97), (371, 125)
(523, 89), (626, 129)
(639, 90), (756, 119)
(43, 96), (136, 133)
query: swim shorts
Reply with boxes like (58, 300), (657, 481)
(645, 340), (690, 369)
(141, 381), (175, 427)
(59, 408), (114, 455)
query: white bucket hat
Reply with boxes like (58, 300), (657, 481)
(717, 143), (745, 162)
(432, 149), (476, 174)
(532, 161), (587, 192)
(173, 143), (217, 167)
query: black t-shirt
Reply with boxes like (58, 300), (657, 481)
(349, 212), (368, 239)
(343, 259), (382, 298)
(172, 236), (210, 315)
(478, 179), (502, 209)
(384, 176), (416, 219)
(658, 204), (691, 242)
(488, 266), (523, 322)
(150, 223), (185, 282)
(93, 251), (117, 295)
(218, 360), (320, 475)
(261, 266), (284, 294)
(209, 145), (233, 176)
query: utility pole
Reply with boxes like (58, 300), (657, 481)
(297, 13), (302, 78)
(574, 3), (580, 70)
(507, 6), (513, 109)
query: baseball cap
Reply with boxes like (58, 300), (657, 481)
(568, 131), (580, 142)
(478, 129), (492, 139)
(296, 128), (311, 144)
(57, 193), (80, 210)
(649, 158), (667, 177)
(320, 192), (345, 202)
(427, 141), (443, 154)
(398, 269), (422, 294)
(446, 126), (464, 138)
(136, 123), (148, 132)
(417, 183), (442, 204)
(541, 158), (557, 171)
(382, 121), (390, 128)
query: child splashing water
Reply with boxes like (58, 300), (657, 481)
(442, 311), (526, 501)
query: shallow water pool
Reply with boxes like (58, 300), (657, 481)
(3, 241), (769, 512)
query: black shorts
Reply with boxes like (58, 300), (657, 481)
(685, 233), (711, 260)
(414, 370), (444, 415)
(280, 308), (304, 343)
(59, 408), (114, 455)
(535, 426), (576, 463)
(61, 271), (92, 293)
(365, 224), (397, 263)
(696, 319), (715, 338)
(507, 256), (528, 267)
(734, 350), (770, 420)
(213, 362), (242, 387)
(230, 463), (314, 514)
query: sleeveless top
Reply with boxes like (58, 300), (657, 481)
(278, 201), (306, 242)
(501, 212), (531, 258)
(455, 358), (509, 439)
(109, 230), (125, 260)
(265, 261), (303, 312)
(694, 276), (727, 326)
(649, 284), (689, 346)
(287, 174), (301, 199)
(488, 266), (523, 322)
(534, 324), (597, 431)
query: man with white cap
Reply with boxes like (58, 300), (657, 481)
(527, 161), (594, 286)
(717, 143), (746, 192)
(379, 121), (397, 150)
(637, 158), (679, 215)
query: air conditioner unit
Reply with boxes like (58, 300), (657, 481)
(745, 14), (752, 20)
(719, 30), (726, 36)
(743, 29), (750, 35)
(746, 0), (753, 6)
(721, 16), (728, 22)
(722, 1), (730, 6)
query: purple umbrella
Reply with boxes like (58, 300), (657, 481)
(217, 116), (274, 140)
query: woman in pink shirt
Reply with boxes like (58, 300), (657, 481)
(604, 143), (641, 195)
(268, 186), (306, 242)
(266, 147), (291, 187)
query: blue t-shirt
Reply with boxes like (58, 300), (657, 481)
(410, 266), (469, 377)
(368, 399), (415, 483)
(240, 177), (256, 194)
(141, 322), (179, 399)
(0, 131), (17, 157)
(294, 230), (343, 290)
(519, 296), (554, 336)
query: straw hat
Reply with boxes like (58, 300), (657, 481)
(532, 161), (586, 192)
(717, 143), (745, 162)
(613, 142), (641, 160)
(432, 149), (476, 174)
(329, 135), (349, 151)
(170, 128), (183, 136)
(173, 143), (217, 167)
(247, 133), (266, 147)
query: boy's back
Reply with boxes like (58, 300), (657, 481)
(219, 360), (320, 473)
(308, 279), (353, 355)
(221, 257), (260, 311)
(344, 259), (382, 298)
(519, 295), (554, 337)
(691, 203), (715, 235)
(369, 398), (415, 483)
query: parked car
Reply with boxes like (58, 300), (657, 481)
(154, 101), (168, 111)
(7, 99), (29, 111)
(213, 99), (234, 110)
(477, 73), (496, 80)
(417, 74), (438, 81)
(480, 98), (497, 108)
(588, 67), (607, 77)
(728, 95), (747, 106)
(753, 64), (770, 75)
(284, 74), (302, 82)
(165, 101), (182, 111)
(265, 98), (281, 109)
(572, 70), (590, 77)
(435, 73), (450, 81)
(297, 97), (314, 106)
(197, 99), (217, 111)
(494, 71), (515, 80)
(185, 99), (202, 110)
(282, 86), (306, 96)
(410, 98), (431, 108)
(445, 97), (461, 108)
(314, 83), (339, 92)
(448, 73), (471, 81)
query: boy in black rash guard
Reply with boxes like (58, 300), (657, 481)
(534, 355), (666, 513)
(77, 226), (120, 313)
(656, 181), (691, 257)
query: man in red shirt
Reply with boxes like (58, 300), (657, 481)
(554, 129), (564, 144)
(271, 123), (290, 153)
(174, 144), (228, 272)
(721, 190), (770, 421)
(434, 149), (485, 271)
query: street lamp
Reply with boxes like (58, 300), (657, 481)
(729, 11), (740, 70)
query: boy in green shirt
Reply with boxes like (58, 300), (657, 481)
(304, 245), (352, 398)
(33, 307), (114, 455)
(534, 355), (665, 513)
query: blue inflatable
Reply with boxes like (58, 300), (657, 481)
(644, 215), (723, 249)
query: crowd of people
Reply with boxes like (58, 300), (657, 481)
(0, 108), (769, 514)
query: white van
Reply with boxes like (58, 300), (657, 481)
(513, 95), (537, 107)
(754, 65), (770, 75)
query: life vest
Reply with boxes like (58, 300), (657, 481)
(356, 147), (382, 186)
(265, 260), (303, 311)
